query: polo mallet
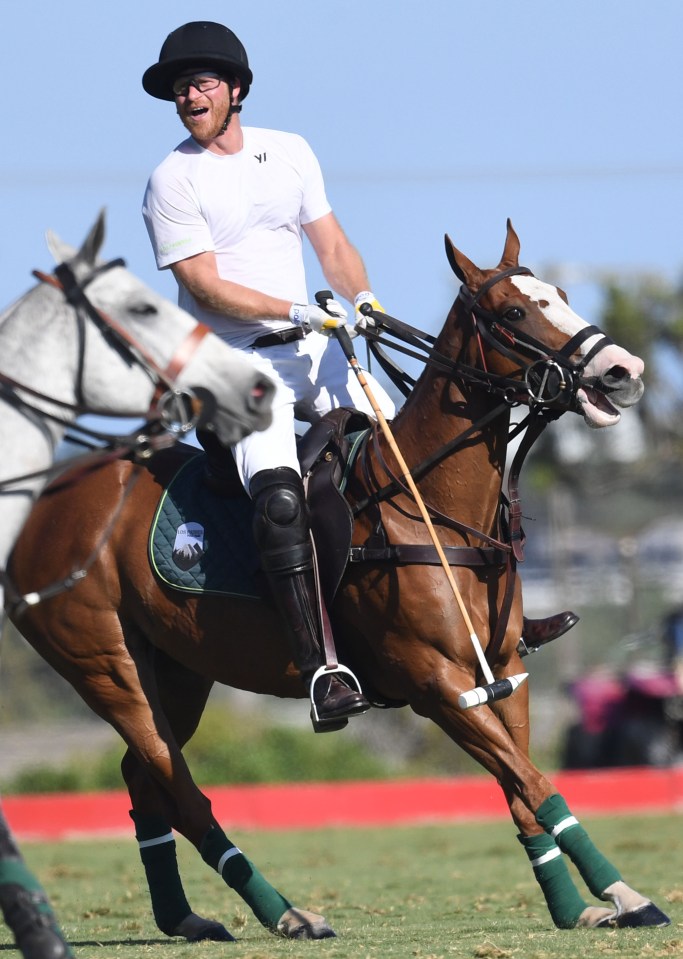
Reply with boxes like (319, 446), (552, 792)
(315, 291), (528, 710)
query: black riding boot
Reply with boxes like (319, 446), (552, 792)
(250, 467), (369, 727)
(518, 611), (579, 656)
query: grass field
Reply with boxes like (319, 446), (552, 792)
(3, 813), (680, 959)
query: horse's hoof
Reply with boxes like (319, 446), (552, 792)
(576, 905), (617, 928)
(616, 902), (671, 928)
(16, 927), (73, 959)
(172, 912), (235, 941)
(276, 907), (336, 939)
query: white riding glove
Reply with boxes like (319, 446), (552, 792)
(354, 291), (385, 332)
(289, 300), (348, 336)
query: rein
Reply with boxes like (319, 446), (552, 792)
(3, 466), (143, 621)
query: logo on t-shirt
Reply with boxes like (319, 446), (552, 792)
(254, 152), (267, 163)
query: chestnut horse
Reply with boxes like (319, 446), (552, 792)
(7, 223), (670, 942)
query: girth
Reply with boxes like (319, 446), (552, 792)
(348, 544), (508, 567)
(306, 410), (514, 608)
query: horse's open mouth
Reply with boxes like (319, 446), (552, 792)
(576, 386), (621, 427)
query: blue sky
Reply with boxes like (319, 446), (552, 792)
(1, 0), (681, 344)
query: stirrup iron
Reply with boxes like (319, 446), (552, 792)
(309, 664), (365, 733)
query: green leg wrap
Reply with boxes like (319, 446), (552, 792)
(200, 825), (291, 930)
(130, 811), (192, 936)
(536, 794), (621, 898)
(0, 860), (44, 900)
(0, 806), (74, 956)
(518, 832), (587, 928)
(0, 862), (73, 958)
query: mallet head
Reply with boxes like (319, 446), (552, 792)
(458, 672), (529, 710)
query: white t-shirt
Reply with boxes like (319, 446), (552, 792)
(142, 127), (332, 349)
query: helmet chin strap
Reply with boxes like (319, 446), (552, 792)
(218, 96), (241, 135)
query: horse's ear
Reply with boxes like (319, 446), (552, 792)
(77, 209), (107, 266)
(46, 209), (107, 267)
(444, 234), (481, 287)
(499, 218), (521, 268)
(45, 229), (75, 265)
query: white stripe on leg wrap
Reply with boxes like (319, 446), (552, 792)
(217, 847), (242, 875)
(551, 815), (579, 838)
(530, 847), (563, 867)
(138, 831), (175, 849)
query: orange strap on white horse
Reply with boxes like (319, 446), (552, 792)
(319, 293), (528, 710)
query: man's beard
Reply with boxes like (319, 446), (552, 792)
(178, 104), (232, 140)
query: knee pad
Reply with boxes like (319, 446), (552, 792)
(250, 468), (312, 572)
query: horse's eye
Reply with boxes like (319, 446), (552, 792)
(129, 302), (158, 317)
(504, 307), (524, 322)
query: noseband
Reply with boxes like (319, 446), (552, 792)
(458, 266), (615, 412)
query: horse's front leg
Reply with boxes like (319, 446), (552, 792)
(407, 647), (670, 930)
(488, 675), (614, 928)
(493, 652), (670, 929)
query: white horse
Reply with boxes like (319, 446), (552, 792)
(0, 210), (274, 959)
(0, 209), (274, 604)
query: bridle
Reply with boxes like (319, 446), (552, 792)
(34, 256), (211, 422)
(0, 256), (214, 489)
(362, 265), (617, 416)
(354, 264), (619, 541)
(458, 265), (616, 410)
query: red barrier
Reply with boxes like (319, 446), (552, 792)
(4, 767), (682, 841)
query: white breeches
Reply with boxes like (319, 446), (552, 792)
(232, 330), (396, 490)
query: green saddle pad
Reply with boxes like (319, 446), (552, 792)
(149, 452), (262, 599)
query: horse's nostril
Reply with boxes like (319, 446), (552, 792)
(600, 366), (630, 389)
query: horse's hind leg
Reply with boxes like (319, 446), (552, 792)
(124, 646), (335, 942)
(0, 804), (74, 958)
(123, 656), (233, 942)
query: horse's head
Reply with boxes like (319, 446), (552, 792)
(445, 221), (644, 427)
(43, 210), (274, 446)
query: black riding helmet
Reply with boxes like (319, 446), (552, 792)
(142, 21), (252, 102)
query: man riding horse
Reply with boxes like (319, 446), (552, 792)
(141, 20), (576, 730)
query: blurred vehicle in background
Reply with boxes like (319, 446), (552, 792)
(562, 609), (683, 769)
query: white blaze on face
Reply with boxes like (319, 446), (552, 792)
(509, 274), (644, 428)
(510, 274), (596, 345)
